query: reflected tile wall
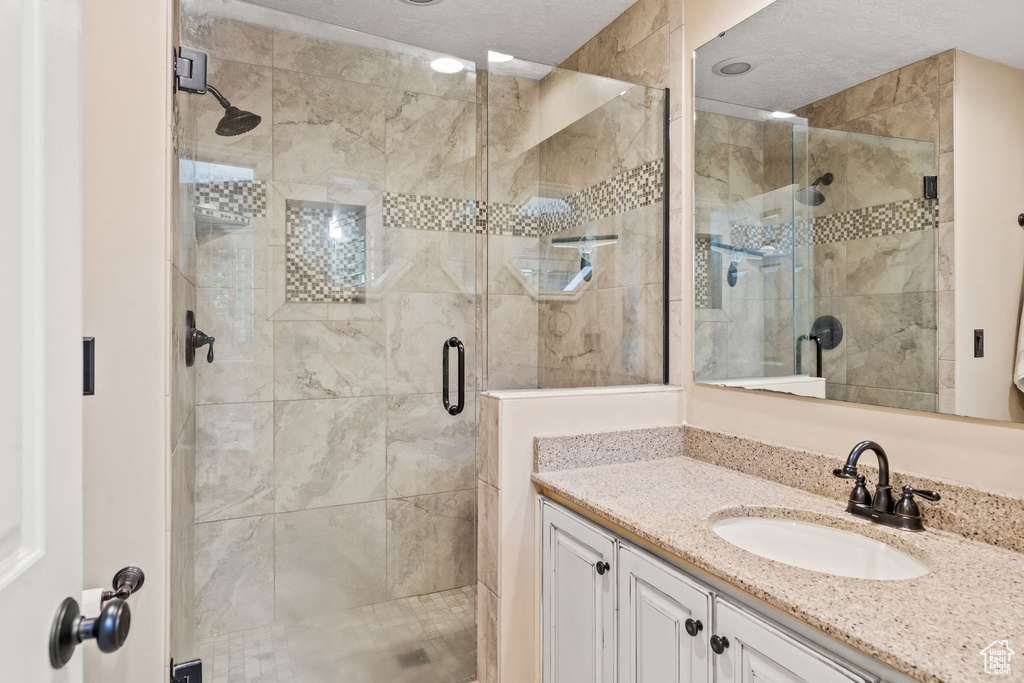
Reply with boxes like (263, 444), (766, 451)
(186, 13), (480, 643)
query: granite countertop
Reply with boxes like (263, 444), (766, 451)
(532, 455), (1024, 683)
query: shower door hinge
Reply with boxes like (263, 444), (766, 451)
(174, 47), (208, 94)
(923, 175), (937, 200)
(170, 658), (203, 683)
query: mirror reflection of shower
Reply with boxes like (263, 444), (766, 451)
(552, 234), (619, 291)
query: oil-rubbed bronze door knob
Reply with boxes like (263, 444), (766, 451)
(595, 561), (610, 575)
(685, 618), (703, 637)
(710, 634), (730, 654)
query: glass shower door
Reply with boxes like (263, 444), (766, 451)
(171, 5), (479, 682)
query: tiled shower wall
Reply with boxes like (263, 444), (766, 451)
(179, 9), (479, 639)
(796, 50), (955, 412)
(694, 51), (954, 413)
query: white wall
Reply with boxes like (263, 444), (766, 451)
(683, 0), (1024, 495)
(952, 51), (1024, 423)
(81, 0), (171, 679)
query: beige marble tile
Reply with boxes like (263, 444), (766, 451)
(847, 292), (936, 393)
(896, 55), (939, 106)
(727, 146), (763, 203)
(763, 298), (795, 377)
(826, 382), (849, 401)
(385, 51), (476, 102)
(577, 0), (667, 75)
(693, 320), (728, 381)
(538, 292), (600, 388)
(726, 298), (765, 378)
(266, 180), (327, 247)
(195, 402), (274, 522)
(592, 203), (665, 290)
(596, 284), (664, 385)
(272, 69), (385, 193)
(486, 235), (541, 296)
(806, 127), (847, 217)
(939, 81), (954, 154)
(844, 70), (899, 121)
(274, 503), (387, 620)
(383, 228), (477, 294)
(170, 411), (197, 661)
(195, 58), (273, 178)
(196, 287), (274, 405)
(728, 117), (764, 149)
(845, 92), (938, 143)
(938, 151), (954, 223)
(181, 14), (273, 67)
(274, 397), (387, 512)
(762, 142), (793, 193)
(195, 515), (275, 636)
(478, 482), (499, 595)
(486, 294), (539, 390)
(696, 111), (730, 144)
(938, 360), (955, 413)
(487, 73), (539, 112)
(385, 292), (476, 395)
(272, 29), (388, 86)
(669, 209), (684, 301)
(593, 23), (670, 89)
(669, 26), (683, 120)
(385, 89), (476, 200)
(846, 133), (935, 211)
(937, 290), (955, 361)
(196, 220), (265, 289)
(846, 229), (935, 296)
(694, 140), (729, 204)
(477, 394), (499, 489)
(386, 490), (476, 599)
(668, 299), (684, 386)
(385, 393), (476, 498)
(274, 321), (386, 400)
(477, 583), (499, 683)
(938, 49), (956, 86)
(813, 242), (846, 297)
(487, 106), (540, 207)
(846, 385), (937, 412)
(794, 90), (846, 130)
(937, 222), (955, 292)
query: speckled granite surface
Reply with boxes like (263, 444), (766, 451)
(533, 457), (1024, 683)
(681, 425), (1024, 554)
(534, 425), (683, 471)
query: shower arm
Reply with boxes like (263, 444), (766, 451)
(205, 84), (232, 110)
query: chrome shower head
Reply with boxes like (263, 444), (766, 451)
(207, 85), (262, 137)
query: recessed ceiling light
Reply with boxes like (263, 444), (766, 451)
(398, 0), (445, 5)
(488, 51), (514, 63)
(712, 58), (755, 77)
(431, 57), (465, 74)
(771, 111), (797, 119)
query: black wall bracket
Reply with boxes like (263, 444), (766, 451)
(174, 47), (207, 94)
(923, 175), (938, 200)
(171, 658), (203, 683)
(83, 337), (95, 396)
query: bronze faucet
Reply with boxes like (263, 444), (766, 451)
(833, 441), (941, 532)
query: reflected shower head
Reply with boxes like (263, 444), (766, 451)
(207, 85), (262, 137)
(796, 172), (834, 207)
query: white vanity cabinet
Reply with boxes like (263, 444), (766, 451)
(541, 500), (617, 683)
(540, 499), (876, 683)
(713, 600), (872, 683)
(616, 544), (712, 683)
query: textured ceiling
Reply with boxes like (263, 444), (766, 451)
(237, 0), (635, 66)
(696, 0), (1024, 112)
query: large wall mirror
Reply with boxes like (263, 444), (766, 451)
(692, 0), (1024, 423)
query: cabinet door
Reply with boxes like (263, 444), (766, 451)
(541, 501), (616, 683)
(713, 600), (873, 683)
(617, 544), (712, 683)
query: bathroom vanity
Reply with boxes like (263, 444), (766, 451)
(532, 426), (1024, 683)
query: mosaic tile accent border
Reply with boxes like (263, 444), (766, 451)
(285, 201), (366, 304)
(195, 180), (267, 219)
(379, 158), (665, 238)
(694, 235), (711, 309)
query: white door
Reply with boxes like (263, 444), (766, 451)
(617, 544), (711, 683)
(713, 600), (873, 683)
(0, 0), (84, 680)
(541, 501), (616, 683)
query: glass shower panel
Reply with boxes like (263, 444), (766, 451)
(485, 63), (667, 390)
(693, 99), (811, 381)
(171, 4), (478, 681)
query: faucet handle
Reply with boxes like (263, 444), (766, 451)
(902, 485), (940, 501)
(848, 474), (871, 506)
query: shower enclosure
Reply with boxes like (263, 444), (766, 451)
(168, 2), (667, 682)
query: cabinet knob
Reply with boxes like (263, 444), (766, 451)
(595, 561), (610, 576)
(684, 618), (703, 637)
(710, 634), (730, 654)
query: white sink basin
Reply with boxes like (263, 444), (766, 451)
(711, 517), (930, 580)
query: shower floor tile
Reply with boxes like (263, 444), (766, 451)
(198, 586), (477, 683)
